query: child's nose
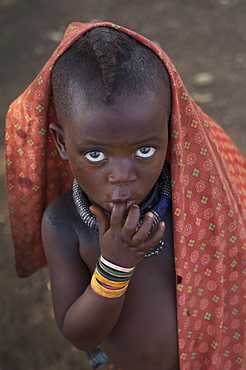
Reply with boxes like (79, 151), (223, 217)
(108, 160), (137, 184)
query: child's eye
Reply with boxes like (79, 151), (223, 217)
(136, 146), (156, 158)
(84, 150), (106, 163)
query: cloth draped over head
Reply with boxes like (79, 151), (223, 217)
(5, 21), (246, 368)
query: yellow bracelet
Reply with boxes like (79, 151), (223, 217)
(91, 273), (129, 298)
(94, 268), (130, 288)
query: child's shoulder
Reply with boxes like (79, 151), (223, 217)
(43, 190), (79, 230)
(41, 189), (90, 250)
(42, 189), (93, 288)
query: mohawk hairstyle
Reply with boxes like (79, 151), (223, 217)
(52, 26), (170, 121)
(88, 27), (119, 104)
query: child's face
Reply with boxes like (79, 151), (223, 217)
(54, 91), (169, 213)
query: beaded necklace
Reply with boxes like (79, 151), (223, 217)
(73, 162), (172, 257)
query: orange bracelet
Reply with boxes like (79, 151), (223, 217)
(94, 268), (130, 288)
(91, 271), (129, 298)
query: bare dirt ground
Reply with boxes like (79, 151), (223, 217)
(0, 0), (246, 369)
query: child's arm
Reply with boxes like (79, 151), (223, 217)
(42, 202), (126, 350)
(42, 198), (164, 350)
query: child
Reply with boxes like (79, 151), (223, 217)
(5, 21), (246, 370)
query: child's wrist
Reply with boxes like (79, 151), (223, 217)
(90, 255), (135, 299)
(99, 255), (136, 274)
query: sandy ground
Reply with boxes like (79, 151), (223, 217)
(0, 0), (246, 369)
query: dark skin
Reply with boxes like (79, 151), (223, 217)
(42, 88), (179, 370)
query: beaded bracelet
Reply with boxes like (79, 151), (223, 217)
(90, 256), (137, 299)
(98, 260), (133, 279)
(100, 255), (135, 274)
(97, 262), (131, 282)
(91, 270), (130, 299)
(94, 268), (129, 288)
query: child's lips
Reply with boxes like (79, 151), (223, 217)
(108, 199), (136, 211)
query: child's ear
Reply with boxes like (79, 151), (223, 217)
(49, 122), (68, 161)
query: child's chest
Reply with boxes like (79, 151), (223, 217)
(101, 246), (179, 369)
(77, 209), (179, 369)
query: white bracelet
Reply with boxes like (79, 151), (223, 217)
(100, 255), (135, 273)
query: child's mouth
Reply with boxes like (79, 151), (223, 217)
(108, 199), (136, 212)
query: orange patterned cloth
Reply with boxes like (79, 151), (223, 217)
(5, 22), (246, 369)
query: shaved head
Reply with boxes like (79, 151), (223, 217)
(51, 26), (171, 126)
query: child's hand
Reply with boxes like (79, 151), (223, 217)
(90, 203), (165, 268)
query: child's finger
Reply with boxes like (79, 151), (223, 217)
(122, 204), (140, 237)
(131, 212), (155, 245)
(89, 205), (110, 235)
(110, 202), (126, 229)
(143, 221), (166, 251)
